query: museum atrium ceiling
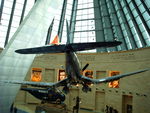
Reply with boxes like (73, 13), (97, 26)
(0, 0), (150, 52)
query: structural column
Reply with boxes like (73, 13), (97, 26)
(19, 0), (28, 25)
(69, 0), (78, 43)
(107, 0), (128, 50)
(0, 0), (5, 23)
(101, 0), (118, 52)
(93, 0), (106, 52)
(57, 0), (67, 42)
(4, 0), (17, 47)
(115, 0), (137, 49)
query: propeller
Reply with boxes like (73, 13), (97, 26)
(82, 63), (89, 72)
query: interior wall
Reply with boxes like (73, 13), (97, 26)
(15, 47), (150, 113)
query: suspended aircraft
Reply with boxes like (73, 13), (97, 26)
(1, 20), (149, 94)
(21, 87), (65, 104)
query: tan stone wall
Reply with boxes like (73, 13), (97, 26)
(15, 47), (150, 113)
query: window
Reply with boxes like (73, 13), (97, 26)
(108, 71), (120, 88)
(31, 68), (42, 82)
(58, 69), (66, 81)
(83, 70), (93, 85)
(83, 70), (93, 78)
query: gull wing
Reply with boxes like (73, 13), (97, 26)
(81, 69), (149, 84)
(0, 78), (68, 88)
(70, 41), (121, 51)
(15, 41), (121, 54)
(15, 44), (66, 54)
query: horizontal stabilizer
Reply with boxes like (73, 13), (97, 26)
(0, 78), (68, 88)
(15, 41), (121, 54)
(0, 80), (54, 87)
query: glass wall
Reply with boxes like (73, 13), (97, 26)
(0, 0), (35, 48)
(0, 0), (150, 51)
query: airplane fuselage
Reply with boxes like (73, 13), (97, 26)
(65, 51), (81, 83)
(64, 50), (93, 93)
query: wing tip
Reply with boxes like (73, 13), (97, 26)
(113, 41), (122, 46)
(15, 49), (26, 54)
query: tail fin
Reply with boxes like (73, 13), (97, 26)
(50, 35), (59, 45)
(45, 18), (55, 45)
(66, 20), (73, 44)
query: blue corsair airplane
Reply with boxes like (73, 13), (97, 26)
(2, 20), (149, 94)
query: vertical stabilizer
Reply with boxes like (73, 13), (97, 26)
(66, 20), (73, 44)
(45, 18), (55, 45)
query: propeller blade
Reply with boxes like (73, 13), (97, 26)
(82, 63), (89, 71)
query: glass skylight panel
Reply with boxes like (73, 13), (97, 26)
(126, 13), (130, 21)
(122, 29), (128, 36)
(129, 2), (134, 10)
(88, 0), (93, 2)
(142, 31), (150, 46)
(88, 2), (93, 8)
(132, 9), (138, 17)
(145, 38), (150, 46)
(139, 23), (145, 32)
(88, 8), (94, 14)
(3, 7), (12, 14)
(77, 4), (82, 9)
(3, 0), (13, 8)
(1, 18), (9, 25)
(128, 20), (134, 28)
(118, 17), (123, 24)
(82, 15), (88, 20)
(130, 28), (136, 38)
(126, 40), (132, 50)
(24, 0), (34, 17)
(144, 0), (150, 9)
(135, 0), (141, 6)
(135, 41), (142, 48)
(74, 0), (95, 48)
(67, 0), (73, 4)
(143, 12), (149, 21)
(73, 36), (80, 42)
(11, 20), (19, 27)
(15, 2), (23, 10)
(16, 0), (24, 4)
(138, 4), (145, 13)
(2, 12), (10, 20)
(126, 0), (130, 3)
(120, 0), (125, 8)
(135, 16), (142, 25)
(13, 9), (22, 16)
(135, 15), (150, 43)
(75, 26), (82, 32)
(0, 0), (35, 48)
(147, 20), (150, 28)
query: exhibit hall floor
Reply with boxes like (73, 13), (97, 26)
(15, 103), (101, 113)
